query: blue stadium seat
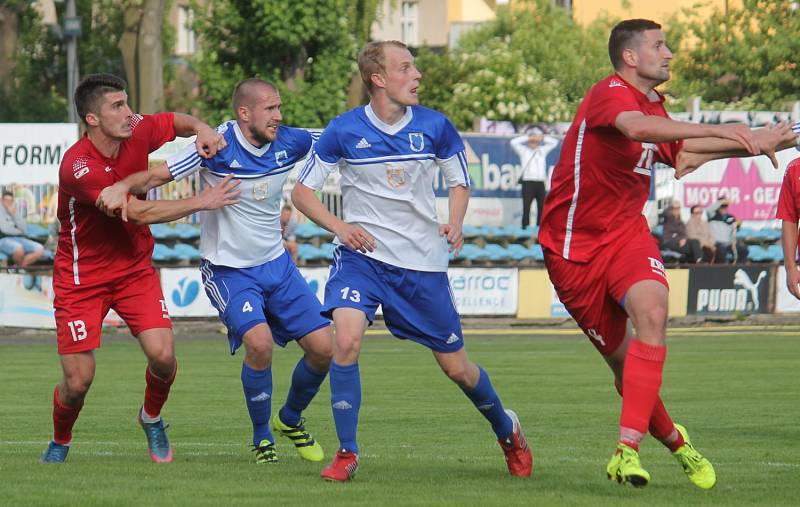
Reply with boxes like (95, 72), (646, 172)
(174, 223), (200, 240)
(319, 243), (335, 260)
(25, 223), (49, 241)
(150, 223), (177, 240)
(456, 243), (488, 261)
(766, 244), (784, 261)
(297, 243), (323, 261)
(0, 252), (7, 262)
(152, 243), (178, 262)
(506, 243), (535, 261)
(746, 245), (769, 262)
(295, 223), (331, 240)
(462, 224), (482, 239)
(483, 243), (510, 261)
(530, 244), (544, 261)
(173, 243), (201, 261)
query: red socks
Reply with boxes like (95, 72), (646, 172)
(52, 387), (83, 445)
(619, 340), (666, 449)
(143, 362), (177, 418)
(614, 380), (685, 452)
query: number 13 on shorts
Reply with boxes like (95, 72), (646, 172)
(340, 287), (361, 302)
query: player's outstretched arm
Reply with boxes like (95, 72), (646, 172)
(675, 123), (798, 179)
(124, 173), (240, 225)
(615, 112), (759, 154)
(439, 185), (469, 255)
(173, 113), (226, 159)
(96, 161), (175, 221)
(291, 182), (376, 253)
(782, 220), (800, 300)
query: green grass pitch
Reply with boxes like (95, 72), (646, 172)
(1, 329), (797, 506)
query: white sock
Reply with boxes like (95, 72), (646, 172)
(140, 406), (161, 424)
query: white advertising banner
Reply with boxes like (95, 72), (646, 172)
(0, 273), (56, 328)
(448, 267), (518, 315)
(775, 268), (800, 313)
(0, 124), (79, 184)
(159, 266), (516, 317)
(159, 267), (217, 317)
(159, 266), (331, 317)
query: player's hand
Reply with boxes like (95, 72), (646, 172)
(674, 150), (710, 179)
(716, 123), (759, 156)
(439, 222), (464, 255)
(787, 264), (800, 300)
(197, 173), (240, 210)
(757, 122), (793, 169)
(195, 125), (226, 159)
(335, 223), (376, 253)
(96, 181), (132, 221)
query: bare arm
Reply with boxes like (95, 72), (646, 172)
(615, 112), (759, 154)
(96, 161), (175, 221)
(675, 123), (797, 179)
(291, 182), (376, 253)
(439, 185), (469, 255)
(124, 174), (240, 225)
(782, 220), (800, 300)
(172, 113), (226, 159)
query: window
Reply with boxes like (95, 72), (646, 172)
(554, 0), (572, 12)
(400, 1), (418, 47)
(176, 5), (196, 55)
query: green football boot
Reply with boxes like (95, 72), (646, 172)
(607, 443), (651, 487)
(672, 423), (716, 490)
(271, 414), (324, 462)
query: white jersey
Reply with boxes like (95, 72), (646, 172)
(167, 120), (314, 268)
(298, 104), (469, 272)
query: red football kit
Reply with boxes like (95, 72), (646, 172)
(777, 158), (800, 222)
(53, 113), (175, 354)
(539, 74), (682, 355)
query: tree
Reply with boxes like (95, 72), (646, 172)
(191, 0), (381, 127)
(415, 0), (613, 130)
(668, 0), (800, 110)
(118, 0), (169, 113)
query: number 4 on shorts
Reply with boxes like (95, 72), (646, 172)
(242, 301), (254, 313)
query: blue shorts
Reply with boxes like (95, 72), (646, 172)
(322, 246), (464, 353)
(200, 250), (331, 354)
(0, 236), (43, 257)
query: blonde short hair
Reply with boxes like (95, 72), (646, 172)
(358, 40), (409, 92)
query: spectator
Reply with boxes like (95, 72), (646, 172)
(281, 203), (298, 262)
(686, 205), (716, 262)
(0, 191), (45, 268)
(707, 198), (748, 263)
(661, 200), (703, 262)
(510, 126), (559, 228)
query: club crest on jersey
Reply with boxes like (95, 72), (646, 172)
(386, 165), (406, 188)
(274, 150), (288, 166)
(409, 132), (424, 152)
(253, 181), (269, 200)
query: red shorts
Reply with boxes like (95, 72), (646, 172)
(53, 267), (172, 355)
(544, 232), (668, 356)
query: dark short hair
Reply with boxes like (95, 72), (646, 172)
(74, 74), (127, 125)
(608, 19), (662, 70)
(2, 191), (13, 199)
(690, 205), (703, 214)
(232, 78), (278, 113)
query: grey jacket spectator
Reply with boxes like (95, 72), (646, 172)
(0, 196), (28, 237)
(707, 198), (747, 263)
(661, 201), (702, 262)
(0, 191), (44, 268)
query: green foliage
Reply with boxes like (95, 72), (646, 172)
(0, 0), (179, 122)
(416, 0), (612, 130)
(668, 0), (800, 110)
(191, 0), (378, 127)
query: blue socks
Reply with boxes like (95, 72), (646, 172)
(241, 363), (273, 446)
(461, 366), (513, 440)
(329, 361), (361, 454)
(278, 357), (327, 427)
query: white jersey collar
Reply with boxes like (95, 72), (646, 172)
(233, 121), (271, 157)
(365, 103), (413, 136)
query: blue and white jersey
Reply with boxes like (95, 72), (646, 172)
(167, 120), (314, 268)
(298, 104), (469, 272)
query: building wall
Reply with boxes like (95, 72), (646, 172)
(373, 0), (448, 47)
(571, 0), (735, 26)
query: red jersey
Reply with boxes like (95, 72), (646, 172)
(539, 74), (682, 262)
(54, 113), (175, 287)
(777, 158), (800, 222)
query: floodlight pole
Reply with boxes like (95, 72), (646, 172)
(65, 0), (80, 123)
